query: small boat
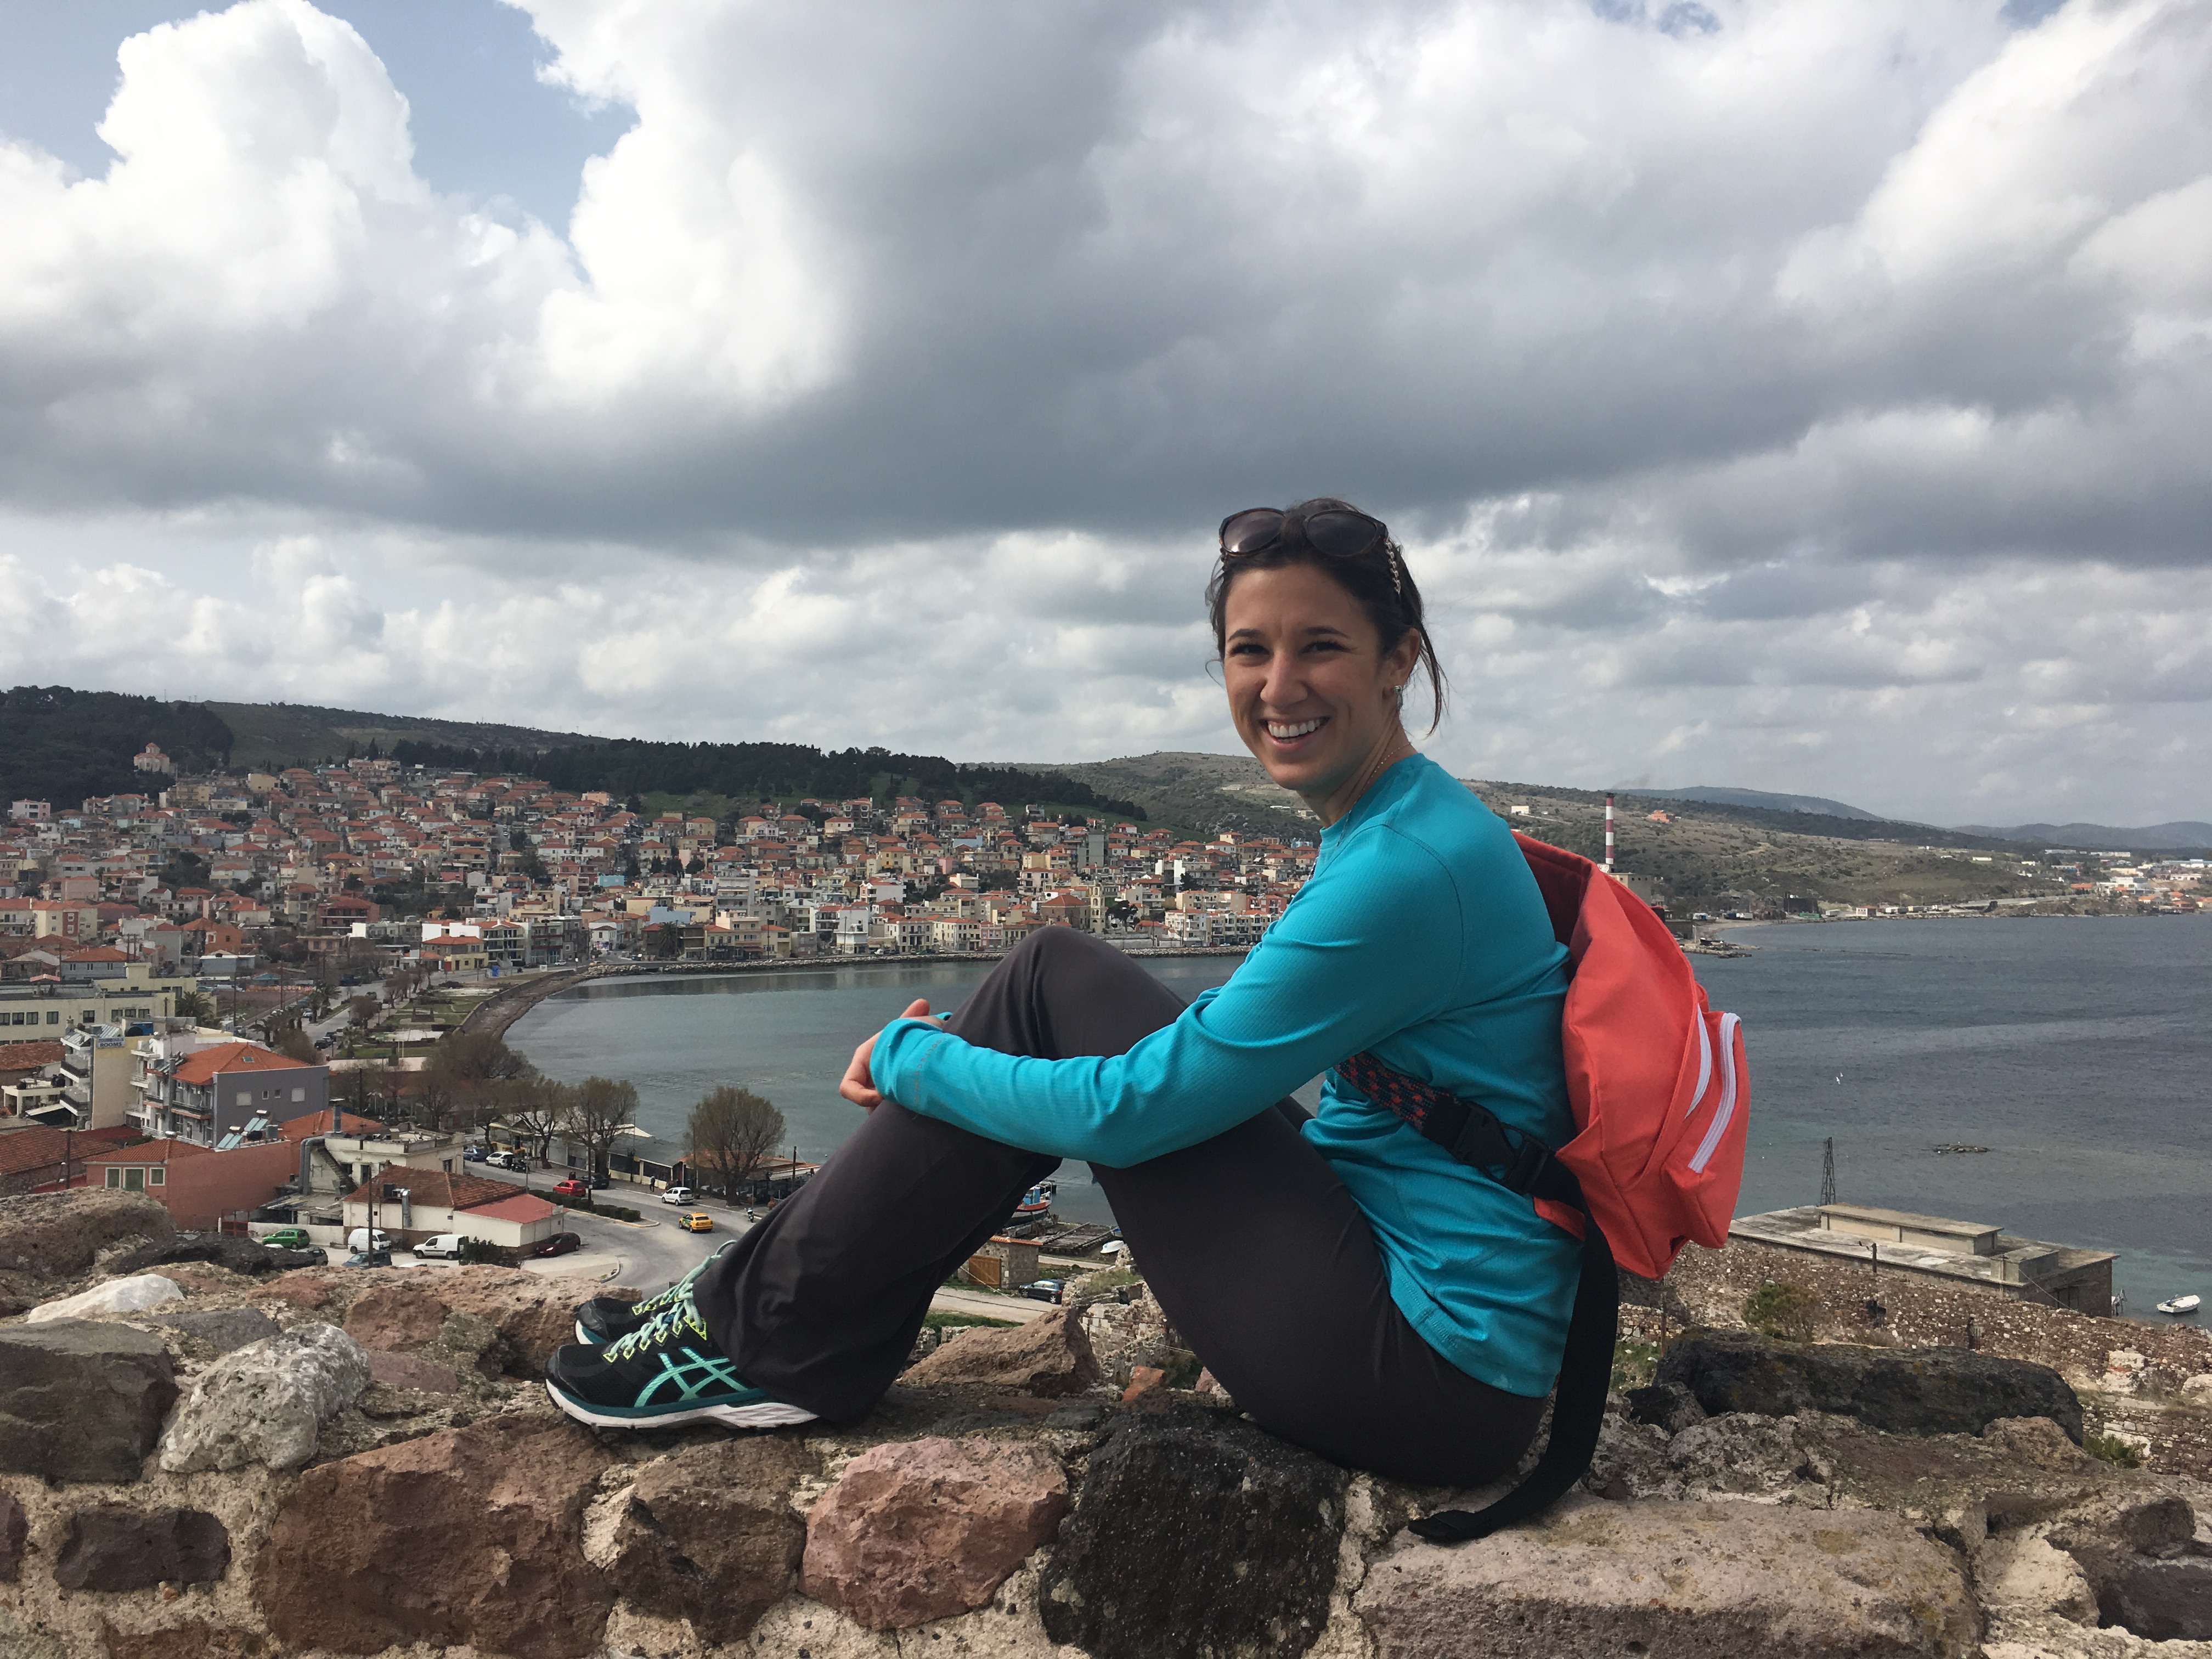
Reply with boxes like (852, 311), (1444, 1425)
(2156, 1294), (2200, 1316)
(1005, 1180), (1058, 1228)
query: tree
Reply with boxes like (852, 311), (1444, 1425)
(685, 1086), (785, 1198)
(273, 1027), (319, 1064)
(494, 1076), (572, 1165)
(346, 995), (380, 1028)
(427, 1031), (532, 1085)
(644, 924), (684, 960)
(567, 1076), (639, 1181)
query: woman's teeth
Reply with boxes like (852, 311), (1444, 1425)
(1268, 718), (1324, 739)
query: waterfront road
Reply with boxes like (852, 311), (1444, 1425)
(416, 1160), (1051, 1324)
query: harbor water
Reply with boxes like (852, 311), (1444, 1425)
(509, 915), (2212, 1317)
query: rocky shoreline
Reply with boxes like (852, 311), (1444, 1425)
(1, 1188), (2208, 1658)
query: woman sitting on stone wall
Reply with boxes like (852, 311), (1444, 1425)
(542, 499), (1579, 1489)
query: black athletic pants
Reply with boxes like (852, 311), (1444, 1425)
(692, 926), (1544, 1486)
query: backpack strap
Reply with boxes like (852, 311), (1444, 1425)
(1335, 1051), (1620, 1542)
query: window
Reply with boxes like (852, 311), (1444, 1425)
(46, 1011), (57, 1024)
(123, 1167), (144, 1192)
(105, 1167), (121, 1189)
(291, 1087), (305, 1102)
(236, 1091), (251, 1106)
(149, 1167), (163, 1186)
(442, 1159), (452, 1173)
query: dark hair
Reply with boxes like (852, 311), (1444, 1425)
(1205, 496), (1448, 733)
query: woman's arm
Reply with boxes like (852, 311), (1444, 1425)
(870, 827), (1464, 1165)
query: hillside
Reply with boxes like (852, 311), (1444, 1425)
(1628, 785), (1882, 820)
(1026, 751), (2095, 910)
(1008, 752), (1317, 840)
(207, 702), (605, 770)
(0, 685), (235, 805)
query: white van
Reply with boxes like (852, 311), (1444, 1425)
(413, 1234), (465, 1260)
(347, 1228), (394, 1253)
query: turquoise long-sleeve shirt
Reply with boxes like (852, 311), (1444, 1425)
(872, 753), (1581, 1397)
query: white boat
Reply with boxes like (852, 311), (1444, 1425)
(2155, 1294), (2200, 1316)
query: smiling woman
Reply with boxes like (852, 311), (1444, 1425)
(539, 499), (1592, 1528)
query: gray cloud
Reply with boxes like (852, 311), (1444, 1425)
(0, 0), (2206, 825)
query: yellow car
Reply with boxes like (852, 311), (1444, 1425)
(679, 1211), (715, 1233)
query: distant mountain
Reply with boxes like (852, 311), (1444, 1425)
(1952, 821), (2212, 853)
(1623, 785), (1885, 821)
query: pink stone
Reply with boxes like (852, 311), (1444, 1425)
(801, 1437), (1069, 1629)
(1122, 1365), (1166, 1403)
(368, 1350), (461, 1393)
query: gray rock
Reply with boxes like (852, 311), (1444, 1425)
(604, 1437), (812, 1643)
(0, 1188), (174, 1278)
(2086, 1558), (2212, 1643)
(1625, 1380), (1707, 1434)
(1039, 1406), (1347, 1659)
(159, 1323), (373, 1474)
(1357, 1496), (1982, 1658)
(0, 1609), (70, 1659)
(53, 1505), (230, 1590)
(150, 1306), (283, 1355)
(0, 1489), (24, 1583)
(1657, 1330), (2083, 1442)
(110, 1232), (301, 1277)
(0, 1318), (177, 1483)
(24, 1272), (182, 1322)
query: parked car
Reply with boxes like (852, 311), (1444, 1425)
(259, 1227), (312, 1251)
(551, 1178), (589, 1198)
(660, 1186), (695, 1205)
(679, 1211), (715, 1233)
(412, 1234), (466, 1260)
(1018, 1279), (1066, 1305)
(586, 1173), (610, 1190)
(532, 1232), (582, 1258)
(342, 1249), (393, 1268)
(346, 1228), (394, 1253)
(461, 1145), (487, 1163)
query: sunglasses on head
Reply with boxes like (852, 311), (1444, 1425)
(1217, 507), (1401, 594)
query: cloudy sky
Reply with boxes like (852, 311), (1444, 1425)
(1, 0), (2206, 826)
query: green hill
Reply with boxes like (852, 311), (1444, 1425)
(0, 686), (235, 806)
(207, 702), (605, 770)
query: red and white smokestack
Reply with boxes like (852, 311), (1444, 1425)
(1604, 792), (1616, 873)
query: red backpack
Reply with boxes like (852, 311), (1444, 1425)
(1334, 832), (1748, 1540)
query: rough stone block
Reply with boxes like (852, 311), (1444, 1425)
(1658, 1331), (2083, 1441)
(160, 1323), (372, 1474)
(366, 1350), (461, 1393)
(597, 1436), (811, 1644)
(0, 1319), (177, 1483)
(0, 1489), (25, 1582)
(53, 1506), (230, 1592)
(342, 1282), (449, 1351)
(148, 1306), (282, 1354)
(25, 1273), (183, 1323)
(110, 1232), (300, 1277)
(254, 1412), (614, 1657)
(901, 1305), (1102, 1397)
(1039, 1406), (1347, 1659)
(802, 1436), (1068, 1629)
(1354, 1497), (1980, 1658)
(1626, 1380), (1707, 1434)
(0, 1189), (173, 1278)
(433, 1266), (606, 1372)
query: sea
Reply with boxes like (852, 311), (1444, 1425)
(507, 916), (2212, 1318)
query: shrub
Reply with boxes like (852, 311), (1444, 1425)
(1742, 1282), (1822, 1342)
(923, 1310), (1019, 1330)
(1611, 1339), (1660, 1391)
(547, 1191), (641, 1222)
(2084, 1432), (2144, 1469)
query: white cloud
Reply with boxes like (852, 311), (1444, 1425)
(0, 0), (2206, 826)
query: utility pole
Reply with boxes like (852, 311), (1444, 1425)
(1820, 1137), (1837, 1206)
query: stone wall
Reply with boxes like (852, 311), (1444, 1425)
(2, 1188), (2210, 1659)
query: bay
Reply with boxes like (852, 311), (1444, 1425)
(509, 916), (2211, 1313)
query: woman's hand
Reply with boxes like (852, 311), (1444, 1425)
(839, 998), (941, 1110)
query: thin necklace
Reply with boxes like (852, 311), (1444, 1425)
(1331, 726), (1414, 824)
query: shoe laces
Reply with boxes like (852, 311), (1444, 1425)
(603, 1301), (702, 1363)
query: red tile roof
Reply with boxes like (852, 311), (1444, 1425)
(463, 1192), (560, 1223)
(356, 1167), (514, 1211)
(0, 1040), (63, 1071)
(172, 1043), (313, 1086)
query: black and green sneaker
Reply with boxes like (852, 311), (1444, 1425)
(572, 1242), (732, 1345)
(544, 1302), (818, 1431)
